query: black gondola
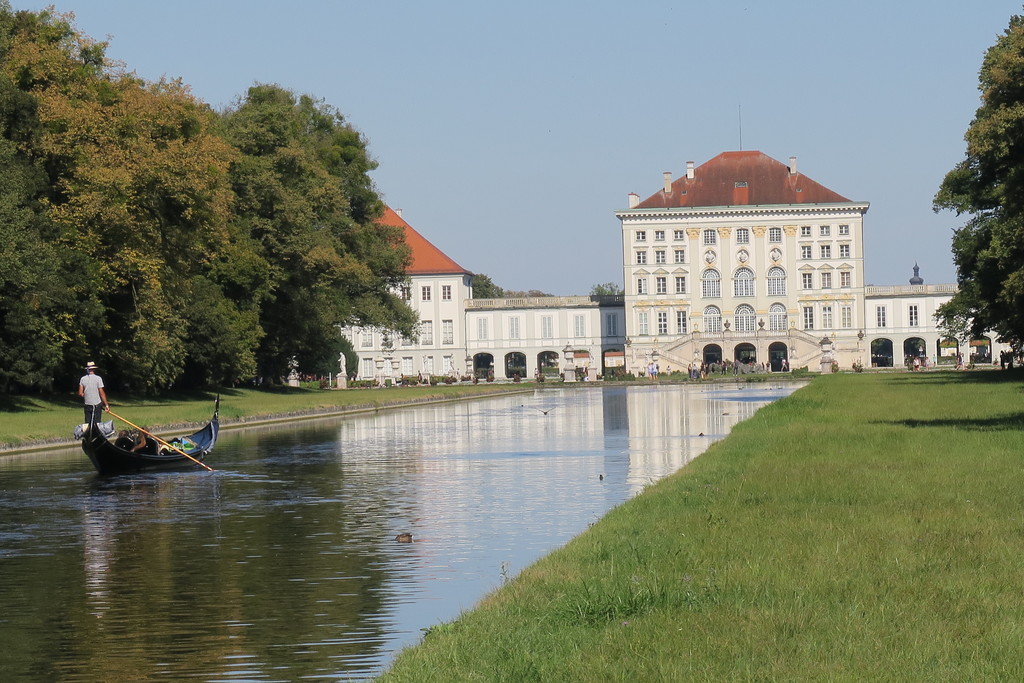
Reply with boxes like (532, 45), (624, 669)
(80, 399), (219, 475)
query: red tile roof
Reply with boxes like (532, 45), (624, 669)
(378, 206), (471, 275)
(635, 151), (850, 209)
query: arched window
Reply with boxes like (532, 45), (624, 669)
(701, 269), (721, 298)
(733, 268), (755, 297)
(735, 304), (756, 332)
(767, 267), (786, 296)
(769, 303), (788, 331)
(704, 306), (722, 333)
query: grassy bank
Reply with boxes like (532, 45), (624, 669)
(0, 384), (529, 451)
(380, 370), (1024, 681)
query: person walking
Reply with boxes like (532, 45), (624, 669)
(78, 361), (108, 425)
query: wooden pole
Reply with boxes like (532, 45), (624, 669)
(105, 409), (215, 472)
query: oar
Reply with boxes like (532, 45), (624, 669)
(105, 409), (215, 472)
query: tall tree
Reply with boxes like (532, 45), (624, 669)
(220, 84), (416, 382)
(934, 13), (1024, 349)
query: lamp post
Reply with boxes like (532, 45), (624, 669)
(563, 344), (576, 383)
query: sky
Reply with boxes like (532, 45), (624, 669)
(18, 1), (1024, 295)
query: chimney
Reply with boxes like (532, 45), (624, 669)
(663, 171), (672, 193)
(686, 161), (695, 180)
(788, 156), (797, 175)
(396, 208), (404, 218)
(628, 192), (640, 209)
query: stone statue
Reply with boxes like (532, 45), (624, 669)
(337, 352), (348, 389)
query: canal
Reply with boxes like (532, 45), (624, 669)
(0, 382), (801, 680)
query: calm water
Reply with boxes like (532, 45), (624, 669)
(0, 382), (800, 680)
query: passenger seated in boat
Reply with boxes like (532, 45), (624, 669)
(114, 430), (134, 449)
(130, 429), (158, 455)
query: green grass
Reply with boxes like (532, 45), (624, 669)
(0, 384), (529, 449)
(379, 370), (1024, 681)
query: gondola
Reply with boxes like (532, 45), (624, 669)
(80, 399), (219, 475)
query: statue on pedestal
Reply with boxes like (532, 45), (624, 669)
(336, 352), (348, 389)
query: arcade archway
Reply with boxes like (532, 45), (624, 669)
(702, 343), (723, 365)
(768, 342), (789, 371)
(871, 338), (894, 368)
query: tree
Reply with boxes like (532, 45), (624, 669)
(220, 84), (416, 383)
(471, 273), (504, 299)
(590, 282), (623, 296)
(934, 13), (1024, 349)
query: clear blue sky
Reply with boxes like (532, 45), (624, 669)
(19, 0), (1023, 294)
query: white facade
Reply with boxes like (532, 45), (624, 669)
(346, 155), (1008, 382)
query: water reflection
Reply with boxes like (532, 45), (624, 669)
(0, 382), (801, 680)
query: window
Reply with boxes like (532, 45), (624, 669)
(606, 313), (618, 337)
(769, 303), (788, 331)
(821, 271), (832, 289)
(637, 277), (648, 295)
(421, 320), (433, 345)
(675, 276), (686, 294)
(841, 305), (852, 329)
(820, 244), (831, 259)
(636, 251), (647, 265)
(477, 318), (489, 340)
(704, 306), (722, 333)
(876, 305), (887, 328)
(362, 358), (374, 378)
(839, 224), (850, 235)
(735, 228), (750, 244)
(908, 305), (919, 327)
(541, 315), (553, 339)
(676, 310), (688, 334)
(656, 276), (667, 294)
(442, 319), (454, 344)
(655, 230), (665, 241)
(803, 306), (814, 330)
(735, 304), (756, 332)
(574, 315), (585, 337)
(673, 229), (686, 240)
(657, 311), (668, 335)
(703, 229), (717, 245)
(801, 272), (813, 289)
(820, 225), (831, 236)
(801, 245), (812, 259)
(635, 230), (647, 242)
(674, 249), (685, 264)
(800, 225), (811, 237)
(655, 250), (666, 264)
(442, 284), (452, 301)
(361, 329), (373, 348)
(421, 285), (432, 301)
(839, 244), (850, 258)
(822, 305), (833, 329)
(509, 316), (520, 340)
(442, 355), (453, 374)
(767, 267), (787, 296)
(638, 312), (649, 335)
(402, 357), (413, 374)
(769, 227), (782, 243)
(733, 268), (755, 297)
(423, 356), (434, 374)
(400, 285), (411, 301)
(840, 271), (852, 288)
(701, 269), (721, 298)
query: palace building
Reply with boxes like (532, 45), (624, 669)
(347, 152), (1004, 381)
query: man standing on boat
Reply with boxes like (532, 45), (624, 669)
(78, 361), (109, 425)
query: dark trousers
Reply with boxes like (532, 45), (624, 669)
(84, 403), (104, 425)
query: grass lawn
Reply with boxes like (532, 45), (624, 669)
(379, 370), (1024, 681)
(0, 383), (530, 450)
